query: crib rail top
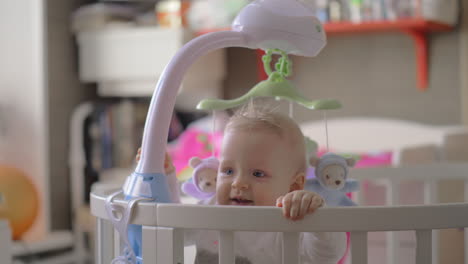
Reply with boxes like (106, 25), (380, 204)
(91, 162), (468, 232)
(91, 190), (468, 233)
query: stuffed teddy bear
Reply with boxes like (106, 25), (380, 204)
(306, 152), (359, 207)
(181, 156), (219, 199)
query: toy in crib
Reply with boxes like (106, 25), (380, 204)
(181, 156), (218, 199)
(307, 153), (359, 206)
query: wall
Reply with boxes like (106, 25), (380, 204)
(225, 31), (461, 126)
(0, 0), (48, 240)
(47, 0), (96, 230)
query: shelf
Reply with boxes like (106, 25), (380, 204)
(198, 19), (454, 90)
(324, 19), (452, 34)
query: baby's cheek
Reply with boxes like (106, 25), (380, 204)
(253, 189), (278, 206)
(215, 180), (231, 205)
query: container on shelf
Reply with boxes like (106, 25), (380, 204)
(76, 26), (226, 102)
(155, 0), (190, 28)
(316, 0), (458, 25)
(77, 27), (183, 83)
(421, 0), (458, 25)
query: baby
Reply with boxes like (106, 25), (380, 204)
(217, 105), (322, 219)
(138, 104), (346, 263)
(187, 105), (346, 264)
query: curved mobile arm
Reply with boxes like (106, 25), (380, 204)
(135, 31), (247, 174)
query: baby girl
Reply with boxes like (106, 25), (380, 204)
(140, 104), (346, 263)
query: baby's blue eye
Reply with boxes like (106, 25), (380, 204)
(224, 168), (234, 175)
(252, 170), (265, 177)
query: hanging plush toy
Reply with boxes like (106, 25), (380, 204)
(181, 156), (219, 199)
(306, 153), (359, 207)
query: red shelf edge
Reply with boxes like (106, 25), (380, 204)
(324, 19), (453, 34)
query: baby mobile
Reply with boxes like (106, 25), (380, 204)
(182, 48), (344, 200)
(103, 0), (348, 263)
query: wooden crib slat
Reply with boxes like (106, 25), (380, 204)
(172, 228), (184, 264)
(386, 232), (397, 264)
(351, 232), (367, 264)
(424, 180), (439, 264)
(385, 180), (399, 264)
(96, 218), (114, 264)
(416, 230), (432, 264)
(282, 232), (299, 264)
(143, 226), (158, 263)
(152, 227), (184, 264)
(219, 231), (235, 264)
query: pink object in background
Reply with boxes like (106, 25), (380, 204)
(316, 149), (392, 168)
(167, 128), (223, 176)
(337, 232), (350, 264)
(354, 151), (393, 168)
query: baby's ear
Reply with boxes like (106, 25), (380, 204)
(189, 157), (202, 168)
(309, 156), (320, 167)
(346, 158), (356, 168)
(289, 172), (305, 192)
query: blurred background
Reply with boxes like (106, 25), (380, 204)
(0, 0), (467, 263)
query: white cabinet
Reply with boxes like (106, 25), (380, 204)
(78, 27), (183, 82)
(76, 26), (227, 108)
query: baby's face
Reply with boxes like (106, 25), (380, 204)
(216, 130), (298, 206)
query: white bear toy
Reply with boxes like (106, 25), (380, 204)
(307, 153), (359, 207)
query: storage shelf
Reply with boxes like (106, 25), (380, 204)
(197, 19), (454, 90)
(324, 19), (453, 34)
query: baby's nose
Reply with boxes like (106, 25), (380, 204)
(232, 177), (249, 190)
(335, 180), (341, 185)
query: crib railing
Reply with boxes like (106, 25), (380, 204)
(90, 162), (468, 264)
(351, 162), (468, 264)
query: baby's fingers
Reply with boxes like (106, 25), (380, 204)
(280, 194), (293, 218)
(276, 196), (284, 207)
(289, 192), (306, 220)
(308, 195), (324, 212)
(135, 148), (142, 162)
(298, 193), (313, 219)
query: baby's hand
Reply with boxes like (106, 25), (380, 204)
(135, 148), (142, 162)
(276, 190), (324, 221)
(135, 148), (175, 175)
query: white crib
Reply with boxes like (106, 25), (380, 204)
(90, 162), (468, 264)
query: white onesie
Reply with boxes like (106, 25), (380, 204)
(183, 198), (347, 264)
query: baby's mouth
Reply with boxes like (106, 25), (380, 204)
(230, 197), (254, 206)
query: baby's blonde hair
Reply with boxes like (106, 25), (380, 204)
(225, 101), (307, 174)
